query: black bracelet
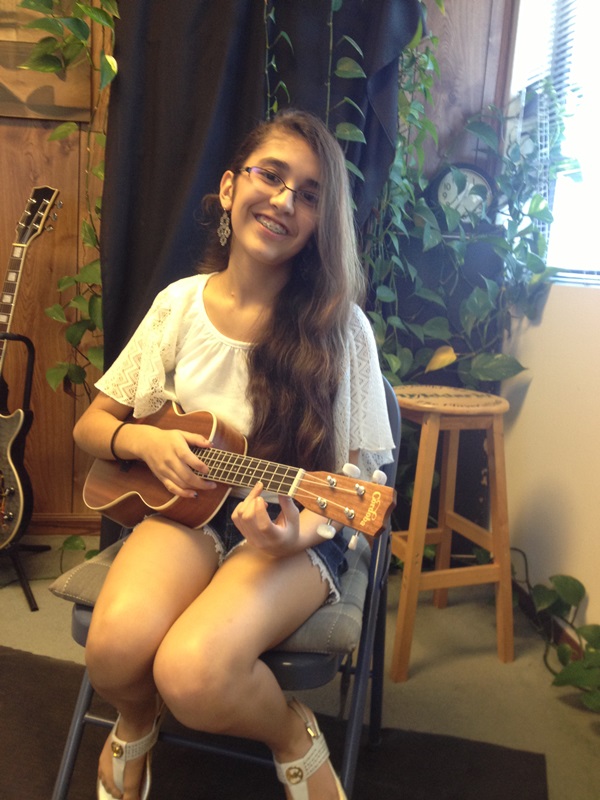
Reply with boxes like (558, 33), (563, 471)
(110, 421), (133, 470)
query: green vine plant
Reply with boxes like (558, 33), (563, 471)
(364, 26), (576, 390)
(18, 0), (119, 399)
(264, 0), (368, 194)
(263, 0), (292, 119)
(512, 549), (600, 714)
(325, 0), (367, 159)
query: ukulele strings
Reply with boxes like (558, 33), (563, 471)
(191, 446), (366, 515)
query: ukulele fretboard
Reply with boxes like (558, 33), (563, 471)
(191, 446), (304, 496)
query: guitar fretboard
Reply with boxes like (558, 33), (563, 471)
(191, 446), (304, 496)
(0, 253), (24, 371)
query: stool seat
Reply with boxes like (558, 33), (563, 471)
(394, 385), (509, 415)
(390, 383), (514, 682)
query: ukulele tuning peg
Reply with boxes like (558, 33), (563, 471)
(342, 463), (361, 478)
(348, 531), (360, 550)
(371, 469), (387, 485)
(317, 521), (336, 540)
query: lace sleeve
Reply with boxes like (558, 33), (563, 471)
(333, 305), (395, 476)
(95, 285), (184, 417)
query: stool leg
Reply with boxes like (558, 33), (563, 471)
(487, 415), (514, 663)
(390, 413), (441, 682)
(433, 429), (459, 609)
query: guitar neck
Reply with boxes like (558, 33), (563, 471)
(0, 251), (25, 375)
(191, 446), (304, 496)
(1, 186), (60, 377)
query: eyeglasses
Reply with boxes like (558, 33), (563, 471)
(240, 166), (320, 210)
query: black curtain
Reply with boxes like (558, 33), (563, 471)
(100, 0), (421, 367)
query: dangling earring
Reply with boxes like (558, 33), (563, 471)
(217, 209), (231, 247)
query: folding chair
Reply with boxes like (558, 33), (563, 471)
(50, 377), (400, 799)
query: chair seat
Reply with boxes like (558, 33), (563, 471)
(53, 529), (372, 656)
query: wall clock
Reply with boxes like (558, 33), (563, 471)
(430, 163), (496, 226)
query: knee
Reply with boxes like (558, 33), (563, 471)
(85, 599), (155, 688)
(154, 635), (243, 731)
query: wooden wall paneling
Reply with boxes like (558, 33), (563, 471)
(0, 117), (84, 531)
(422, 0), (515, 176)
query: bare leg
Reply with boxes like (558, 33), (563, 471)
(153, 544), (342, 798)
(86, 516), (220, 799)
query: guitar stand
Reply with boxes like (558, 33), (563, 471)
(0, 333), (48, 612)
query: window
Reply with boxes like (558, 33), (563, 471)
(511, 0), (599, 285)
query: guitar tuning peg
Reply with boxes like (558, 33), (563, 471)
(56, 201), (64, 209)
(371, 470), (387, 485)
(45, 224), (54, 232)
(348, 531), (360, 550)
(317, 521), (336, 539)
(342, 463), (361, 478)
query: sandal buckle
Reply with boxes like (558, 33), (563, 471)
(286, 766), (304, 784)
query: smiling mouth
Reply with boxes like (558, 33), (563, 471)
(256, 214), (289, 236)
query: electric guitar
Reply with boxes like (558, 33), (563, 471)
(83, 402), (396, 539)
(0, 186), (60, 549)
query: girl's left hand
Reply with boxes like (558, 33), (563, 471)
(231, 482), (300, 557)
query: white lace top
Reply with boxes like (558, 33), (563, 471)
(96, 273), (395, 476)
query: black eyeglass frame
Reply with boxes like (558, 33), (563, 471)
(240, 166), (320, 209)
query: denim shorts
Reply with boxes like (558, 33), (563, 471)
(201, 496), (349, 604)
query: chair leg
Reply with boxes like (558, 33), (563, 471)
(51, 669), (95, 800)
(390, 413), (440, 682)
(340, 534), (389, 798)
(368, 579), (388, 747)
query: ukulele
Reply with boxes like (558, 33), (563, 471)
(83, 402), (396, 539)
(0, 186), (60, 549)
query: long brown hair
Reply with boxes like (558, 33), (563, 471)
(201, 110), (365, 470)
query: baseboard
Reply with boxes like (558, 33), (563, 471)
(27, 513), (101, 536)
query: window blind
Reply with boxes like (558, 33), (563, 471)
(512, 0), (599, 285)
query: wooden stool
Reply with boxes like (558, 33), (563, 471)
(390, 384), (514, 682)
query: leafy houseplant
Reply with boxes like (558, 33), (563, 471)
(512, 550), (600, 713)
(363, 38), (569, 389)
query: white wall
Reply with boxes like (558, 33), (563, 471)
(502, 283), (600, 623)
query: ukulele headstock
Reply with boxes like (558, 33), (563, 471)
(296, 469), (396, 540)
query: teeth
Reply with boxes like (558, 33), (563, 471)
(258, 216), (287, 235)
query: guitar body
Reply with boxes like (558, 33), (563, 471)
(0, 408), (34, 549)
(83, 404), (248, 529)
(0, 186), (59, 548)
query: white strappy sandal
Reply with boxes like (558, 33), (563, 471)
(274, 699), (347, 800)
(96, 704), (164, 800)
